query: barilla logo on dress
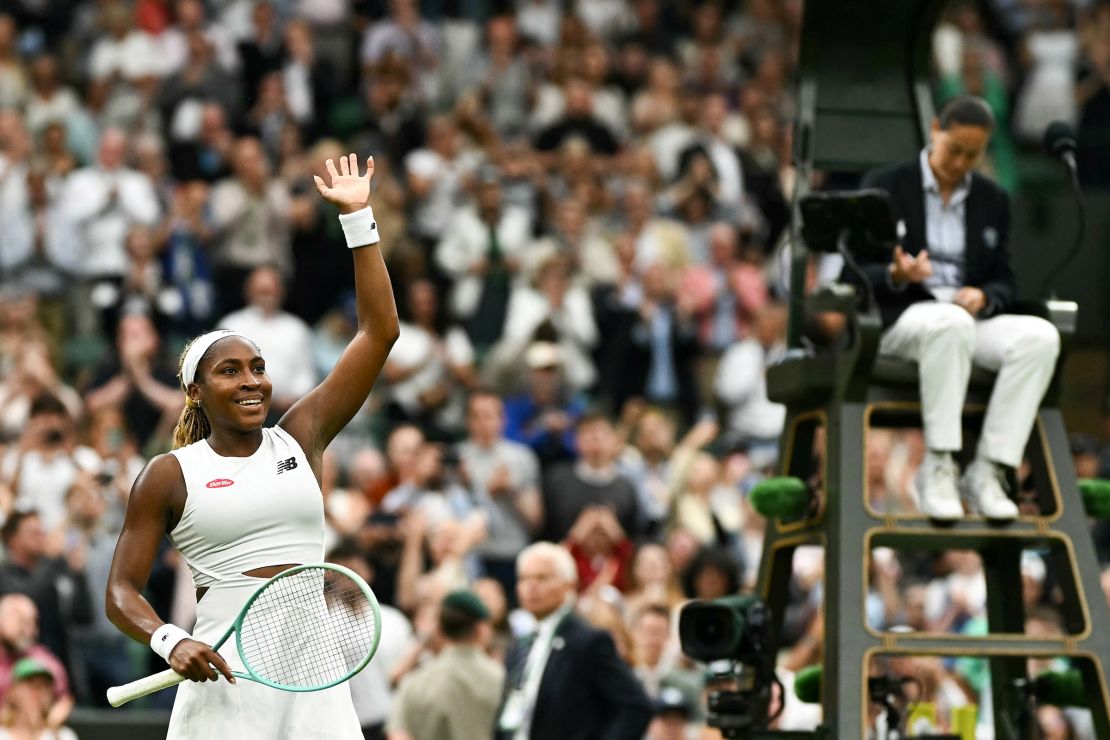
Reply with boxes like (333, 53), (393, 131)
(206, 478), (235, 489)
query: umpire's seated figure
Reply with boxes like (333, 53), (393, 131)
(853, 95), (1060, 521)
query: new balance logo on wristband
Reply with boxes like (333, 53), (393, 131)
(276, 457), (298, 474)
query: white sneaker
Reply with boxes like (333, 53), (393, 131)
(960, 459), (1020, 521)
(916, 453), (964, 521)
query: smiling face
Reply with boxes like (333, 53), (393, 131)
(188, 337), (271, 432)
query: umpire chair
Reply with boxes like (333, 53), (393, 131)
(754, 0), (1110, 737)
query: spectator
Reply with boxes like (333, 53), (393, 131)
(388, 590), (503, 740)
(235, 0), (284, 103)
(0, 342), (82, 442)
(683, 222), (769, 350)
(208, 137), (292, 311)
(435, 170), (530, 353)
(381, 443), (486, 545)
(366, 425), (425, 508)
(359, 0), (441, 103)
(671, 451), (744, 549)
(564, 505), (634, 594)
(159, 0), (240, 77)
(281, 19), (337, 142)
(541, 411), (640, 542)
(466, 17), (534, 136)
(714, 301), (787, 457)
(1013, 0), (1078, 143)
(81, 406), (144, 525)
(218, 265), (317, 419)
(0, 15), (26, 110)
(502, 342), (587, 467)
(328, 540), (414, 740)
(0, 287), (46, 386)
(458, 390), (543, 601)
(681, 546), (741, 601)
(22, 55), (81, 137)
(406, 116), (478, 246)
(382, 279), (476, 440)
(624, 543), (685, 616)
(86, 1), (161, 86)
(622, 263), (701, 426)
(495, 542), (652, 740)
(0, 657), (76, 738)
(532, 197), (619, 287)
(84, 312), (180, 453)
(534, 78), (620, 157)
(646, 686), (697, 740)
(678, 92), (745, 216)
(168, 103), (234, 183)
(158, 28), (242, 141)
(1, 396), (99, 530)
(0, 594), (74, 730)
(287, 140), (358, 325)
(61, 128), (161, 312)
(494, 250), (598, 392)
(60, 474), (133, 706)
(159, 180), (217, 336)
(630, 604), (678, 698)
(618, 406), (706, 534)
(345, 60), (425, 168)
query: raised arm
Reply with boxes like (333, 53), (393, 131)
(280, 154), (400, 464)
(105, 454), (234, 683)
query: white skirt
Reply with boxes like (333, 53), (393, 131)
(167, 578), (363, 739)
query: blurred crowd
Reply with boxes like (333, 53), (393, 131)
(0, 0), (1108, 737)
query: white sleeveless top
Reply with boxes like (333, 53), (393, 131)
(169, 427), (325, 587)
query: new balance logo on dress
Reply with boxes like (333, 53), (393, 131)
(276, 457), (298, 474)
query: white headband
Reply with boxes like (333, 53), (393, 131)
(180, 330), (258, 388)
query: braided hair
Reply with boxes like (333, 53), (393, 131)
(171, 337), (211, 449)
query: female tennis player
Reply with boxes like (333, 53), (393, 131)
(105, 153), (398, 738)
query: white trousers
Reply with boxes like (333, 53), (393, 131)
(878, 302), (1060, 468)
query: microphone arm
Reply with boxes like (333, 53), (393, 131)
(1040, 154), (1086, 299)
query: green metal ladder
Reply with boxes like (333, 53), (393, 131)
(758, 288), (1110, 738)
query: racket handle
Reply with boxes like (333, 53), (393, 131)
(107, 668), (186, 707)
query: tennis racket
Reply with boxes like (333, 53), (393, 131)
(107, 563), (381, 707)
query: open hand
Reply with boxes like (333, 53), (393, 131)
(313, 153), (374, 215)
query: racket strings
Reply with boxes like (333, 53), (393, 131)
(238, 567), (377, 688)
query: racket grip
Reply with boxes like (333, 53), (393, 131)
(107, 668), (186, 707)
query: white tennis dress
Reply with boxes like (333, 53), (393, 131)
(166, 426), (362, 739)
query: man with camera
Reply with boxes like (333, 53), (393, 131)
(2, 394), (100, 531)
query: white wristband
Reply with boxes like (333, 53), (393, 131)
(151, 623), (192, 664)
(338, 205), (380, 248)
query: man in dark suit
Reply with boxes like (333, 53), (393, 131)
(854, 95), (1060, 522)
(496, 543), (652, 740)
